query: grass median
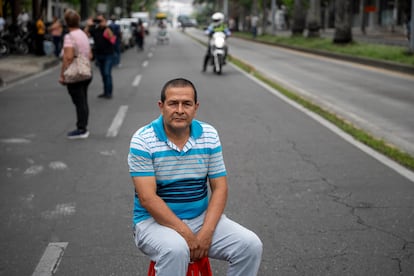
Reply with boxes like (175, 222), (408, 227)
(233, 32), (414, 67)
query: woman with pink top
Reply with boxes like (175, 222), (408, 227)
(59, 9), (93, 139)
(48, 15), (63, 57)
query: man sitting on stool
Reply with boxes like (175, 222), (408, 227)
(128, 78), (263, 276)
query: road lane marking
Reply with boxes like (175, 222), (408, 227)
(41, 203), (76, 220)
(234, 64), (414, 183)
(148, 52), (153, 58)
(142, 60), (149, 67)
(0, 138), (31, 143)
(32, 242), (68, 276)
(106, 105), (128, 138)
(132, 74), (142, 87)
(48, 161), (68, 170)
(24, 165), (44, 176)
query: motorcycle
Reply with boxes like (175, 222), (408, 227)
(208, 31), (227, 74)
(2, 26), (30, 55)
(0, 33), (10, 57)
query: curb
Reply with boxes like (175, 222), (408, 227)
(0, 57), (60, 88)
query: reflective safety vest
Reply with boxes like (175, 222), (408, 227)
(213, 24), (226, 33)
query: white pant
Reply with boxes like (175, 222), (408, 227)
(134, 213), (263, 276)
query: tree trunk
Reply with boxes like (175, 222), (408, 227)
(333, 0), (353, 44)
(307, 0), (321, 37)
(291, 0), (306, 36)
(262, 0), (267, 35)
(360, 0), (366, 34)
(80, 0), (88, 20)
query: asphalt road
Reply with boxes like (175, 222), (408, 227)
(0, 28), (413, 275)
(187, 28), (414, 158)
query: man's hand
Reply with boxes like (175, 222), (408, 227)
(180, 231), (201, 261)
(192, 230), (213, 261)
(183, 230), (213, 262)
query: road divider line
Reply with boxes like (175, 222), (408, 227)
(32, 242), (68, 276)
(142, 60), (149, 67)
(132, 74), (141, 87)
(106, 105), (128, 138)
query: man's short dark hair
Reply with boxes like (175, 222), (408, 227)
(160, 78), (198, 103)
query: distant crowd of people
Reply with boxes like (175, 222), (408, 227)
(0, 9), (145, 60)
(0, 10), (62, 57)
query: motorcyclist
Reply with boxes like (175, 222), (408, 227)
(202, 12), (231, 72)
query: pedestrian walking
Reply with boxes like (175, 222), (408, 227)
(128, 78), (263, 276)
(134, 19), (145, 51)
(59, 9), (92, 139)
(35, 14), (45, 56)
(109, 15), (122, 67)
(17, 9), (30, 33)
(48, 15), (63, 57)
(251, 15), (258, 39)
(89, 14), (115, 99)
(0, 16), (5, 33)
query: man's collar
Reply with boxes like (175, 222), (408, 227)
(152, 115), (202, 142)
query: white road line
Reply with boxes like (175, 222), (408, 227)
(148, 52), (153, 58)
(32, 242), (68, 276)
(106, 105), (128, 138)
(233, 64), (414, 183)
(132, 74), (142, 87)
(142, 60), (149, 67)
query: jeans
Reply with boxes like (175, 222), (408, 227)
(95, 54), (113, 96)
(52, 35), (62, 57)
(113, 41), (121, 66)
(134, 212), (263, 276)
(67, 78), (92, 130)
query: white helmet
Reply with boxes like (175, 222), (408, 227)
(211, 12), (224, 27)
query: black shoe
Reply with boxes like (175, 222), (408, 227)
(67, 129), (89, 139)
(98, 94), (112, 99)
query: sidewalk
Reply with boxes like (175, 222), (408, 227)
(0, 54), (60, 87)
(235, 26), (414, 74)
(266, 26), (409, 47)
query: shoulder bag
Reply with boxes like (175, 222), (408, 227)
(63, 33), (92, 83)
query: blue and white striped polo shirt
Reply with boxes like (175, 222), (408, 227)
(128, 115), (227, 225)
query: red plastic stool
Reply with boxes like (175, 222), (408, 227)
(148, 257), (212, 276)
